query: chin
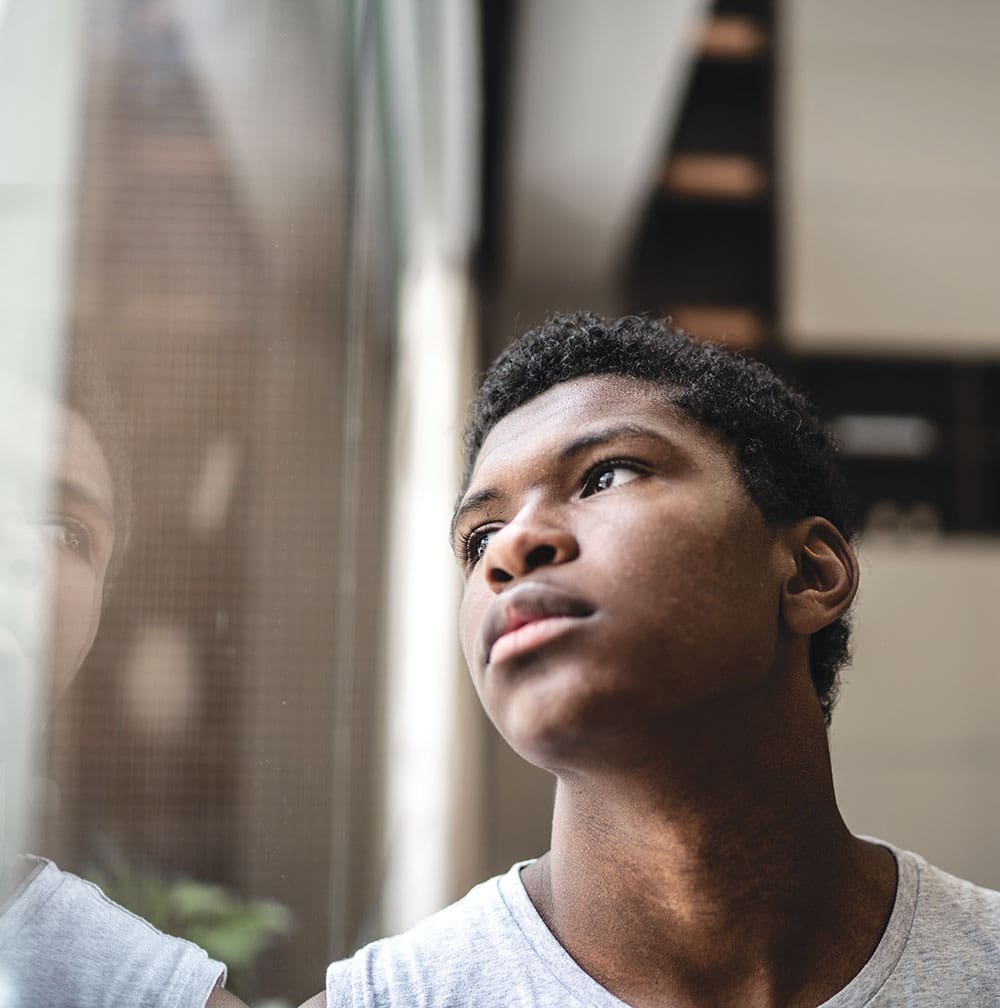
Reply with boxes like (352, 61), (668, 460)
(492, 666), (643, 774)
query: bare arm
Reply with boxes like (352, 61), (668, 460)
(205, 988), (250, 1008)
(298, 994), (327, 1008)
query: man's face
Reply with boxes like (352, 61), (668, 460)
(0, 379), (115, 698)
(453, 375), (790, 773)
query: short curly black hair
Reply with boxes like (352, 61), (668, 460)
(462, 312), (857, 726)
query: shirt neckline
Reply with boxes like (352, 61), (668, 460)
(495, 840), (919, 1008)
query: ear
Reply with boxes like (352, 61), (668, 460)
(779, 518), (858, 636)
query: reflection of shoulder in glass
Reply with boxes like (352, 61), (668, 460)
(0, 857), (228, 1008)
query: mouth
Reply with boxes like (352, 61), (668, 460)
(482, 581), (594, 668)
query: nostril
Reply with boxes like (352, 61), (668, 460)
(525, 544), (556, 569)
(489, 567), (513, 584)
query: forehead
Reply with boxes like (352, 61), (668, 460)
(60, 407), (115, 515)
(0, 376), (114, 515)
(468, 374), (731, 486)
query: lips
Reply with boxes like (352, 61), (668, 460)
(481, 581), (594, 667)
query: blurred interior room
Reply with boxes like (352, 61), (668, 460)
(1, 0), (998, 1003)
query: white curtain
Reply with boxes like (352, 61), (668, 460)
(376, 0), (483, 933)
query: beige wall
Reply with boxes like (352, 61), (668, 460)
(780, 0), (1000, 354)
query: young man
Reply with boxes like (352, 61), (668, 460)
(0, 364), (246, 1008)
(317, 313), (1000, 1007)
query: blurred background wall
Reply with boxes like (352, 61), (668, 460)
(1, 0), (998, 1003)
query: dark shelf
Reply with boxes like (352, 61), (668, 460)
(623, 0), (775, 348)
(787, 356), (1000, 535)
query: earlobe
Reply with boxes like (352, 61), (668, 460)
(780, 518), (858, 636)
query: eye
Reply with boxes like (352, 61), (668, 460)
(461, 526), (497, 566)
(582, 460), (645, 496)
(39, 517), (94, 562)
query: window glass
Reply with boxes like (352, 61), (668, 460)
(1, 1), (394, 1002)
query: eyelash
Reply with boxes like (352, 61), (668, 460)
(580, 457), (649, 496)
(459, 456), (650, 566)
(459, 524), (497, 566)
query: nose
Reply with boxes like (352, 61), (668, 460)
(484, 508), (578, 592)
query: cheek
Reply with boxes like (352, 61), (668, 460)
(49, 558), (104, 691)
(606, 501), (778, 645)
(458, 583), (483, 672)
(612, 495), (734, 576)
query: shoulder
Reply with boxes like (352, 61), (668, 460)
(887, 847), (1000, 1000)
(325, 873), (508, 1007)
(326, 865), (563, 1008)
(909, 851), (1000, 942)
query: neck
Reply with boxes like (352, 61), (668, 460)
(522, 679), (897, 1008)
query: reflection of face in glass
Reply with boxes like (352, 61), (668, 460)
(0, 377), (237, 1005)
(0, 378), (116, 698)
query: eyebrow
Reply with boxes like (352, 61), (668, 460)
(450, 423), (673, 547)
(556, 423), (669, 464)
(55, 478), (115, 527)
